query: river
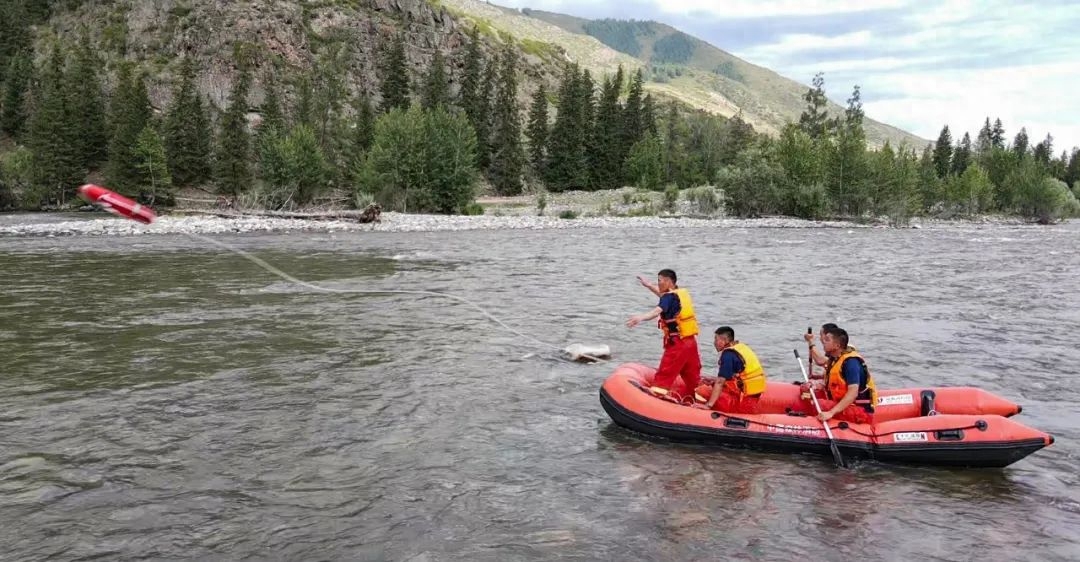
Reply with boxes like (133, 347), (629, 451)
(2, 217), (1078, 561)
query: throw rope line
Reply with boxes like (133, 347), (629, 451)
(77, 183), (611, 363)
(189, 233), (608, 361)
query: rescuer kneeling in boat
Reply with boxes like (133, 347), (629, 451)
(694, 326), (767, 414)
(801, 327), (878, 424)
(626, 269), (702, 402)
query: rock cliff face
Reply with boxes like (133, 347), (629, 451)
(44, 0), (561, 118)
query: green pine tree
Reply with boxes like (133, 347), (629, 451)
(379, 34), (410, 113)
(843, 85), (864, 130)
(975, 117), (993, 156)
(457, 28), (491, 169)
(798, 72), (830, 140)
(990, 118), (1006, 149)
(1, 51), (32, 138)
(458, 28), (482, 108)
(258, 71), (285, 147)
(932, 125), (953, 179)
(488, 45), (524, 195)
(164, 57), (213, 187)
(590, 71), (623, 190)
(294, 73), (314, 128)
(474, 58), (496, 169)
(67, 36), (108, 169)
(215, 63), (253, 195)
(133, 125), (173, 204)
(1012, 127), (1029, 157)
(575, 69), (595, 189)
(917, 143), (943, 211)
(641, 93), (658, 138)
(27, 46), (82, 205)
(620, 68), (645, 177)
(662, 101), (683, 185)
(1032, 133), (1053, 166)
(951, 132), (972, 176)
(106, 63), (152, 195)
(256, 73), (285, 187)
(311, 43), (350, 149)
(0, 0), (32, 85)
(545, 64), (583, 191)
(525, 84), (548, 176)
(1065, 148), (1080, 188)
(721, 113), (755, 165)
(353, 90), (375, 153)
(421, 49), (450, 110)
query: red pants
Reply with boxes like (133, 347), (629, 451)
(694, 384), (761, 414)
(652, 335), (701, 400)
(796, 388), (873, 424)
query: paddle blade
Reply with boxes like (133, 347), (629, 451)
(829, 441), (846, 468)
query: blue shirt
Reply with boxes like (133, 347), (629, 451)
(841, 356), (865, 387)
(658, 292), (681, 334)
(717, 348), (745, 380)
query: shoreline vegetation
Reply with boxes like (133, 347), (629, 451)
(2, 5), (1079, 228)
(0, 186), (1046, 238)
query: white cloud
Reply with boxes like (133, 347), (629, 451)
(636, 0), (911, 18)
(723, 2), (1080, 149)
(861, 62), (1080, 150)
(495, 0), (911, 18)
(739, 30), (873, 61)
(491, 0), (1080, 149)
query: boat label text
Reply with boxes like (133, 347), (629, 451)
(878, 394), (915, 406)
(766, 424), (825, 437)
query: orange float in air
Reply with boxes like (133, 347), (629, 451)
(78, 184), (157, 224)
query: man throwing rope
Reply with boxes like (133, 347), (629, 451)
(626, 269), (702, 402)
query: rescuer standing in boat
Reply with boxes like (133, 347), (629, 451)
(626, 269), (702, 401)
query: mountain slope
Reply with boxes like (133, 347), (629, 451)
(35, 0), (570, 126)
(451, 2), (927, 148)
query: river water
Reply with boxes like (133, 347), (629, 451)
(2, 217), (1078, 561)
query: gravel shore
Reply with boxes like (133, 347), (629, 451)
(0, 210), (1032, 237)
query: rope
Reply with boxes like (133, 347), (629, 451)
(185, 233), (608, 362)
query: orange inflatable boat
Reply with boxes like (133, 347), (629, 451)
(600, 363), (1054, 468)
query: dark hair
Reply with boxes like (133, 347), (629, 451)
(821, 323), (838, 331)
(658, 269), (677, 284)
(825, 326), (849, 348)
(714, 326), (735, 340)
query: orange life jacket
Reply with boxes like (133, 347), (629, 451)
(657, 287), (699, 339)
(826, 350), (879, 412)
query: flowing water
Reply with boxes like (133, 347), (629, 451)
(2, 216), (1078, 561)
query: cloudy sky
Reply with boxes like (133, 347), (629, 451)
(495, 0), (1080, 152)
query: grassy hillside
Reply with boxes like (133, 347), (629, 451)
(486, 6), (928, 148)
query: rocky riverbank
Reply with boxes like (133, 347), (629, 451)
(0, 209), (1034, 237)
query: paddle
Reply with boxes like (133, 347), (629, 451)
(794, 349), (846, 468)
(807, 326), (814, 378)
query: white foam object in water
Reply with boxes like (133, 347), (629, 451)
(563, 344), (612, 363)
